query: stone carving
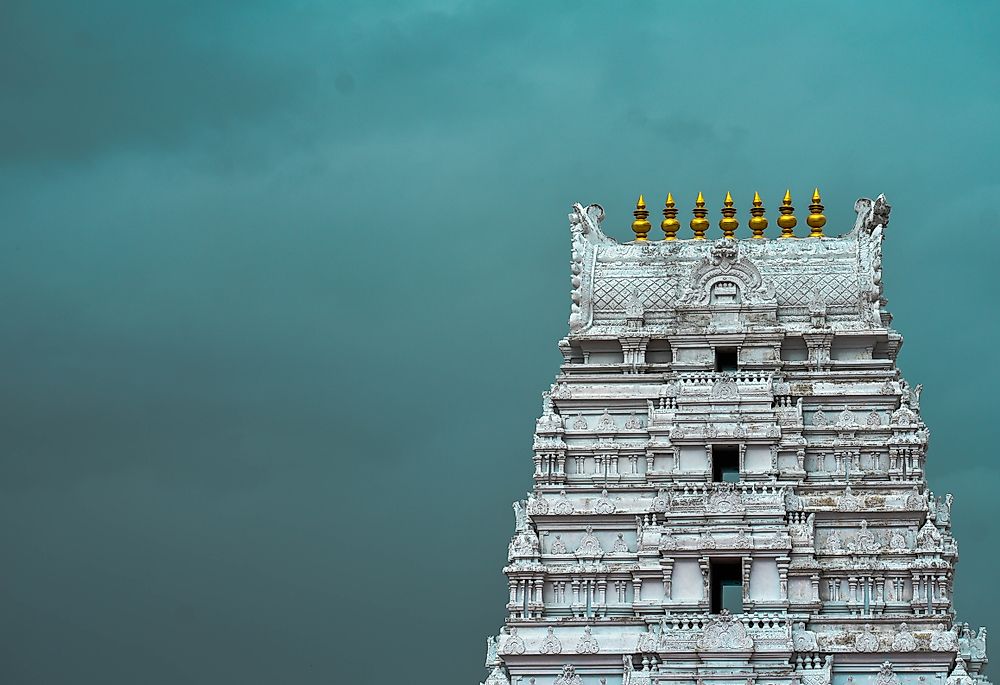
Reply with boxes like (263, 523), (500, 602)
(483, 665), (511, 685)
(596, 409), (616, 432)
(697, 610), (753, 650)
(526, 491), (549, 516)
(636, 624), (658, 653)
(712, 374), (739, 399)
(509, 523), (540, 559)
(891, 623), (916, 651)
(917, 518), (942, 551)
(792, 622), (819, 651)
(874, 662), (901, 685)
(891, 403), (918, 427)
(854, 624), (880, 652)
(625, 289), (645, 320)
(486, 635), (499, 666)
(554, 491), (574, 515)
(575, 526), (603, 556)
(552, 382), (572, 400)
(624, 412), (643, 430)
(808, 290), (828, 328)
(707, 483), (744, 513)
(595, 489), (615, 514)
(852, 520), (879, 554)
(553, 665), (582, 685)
(838, 486), (861, 511)
(734, 529), (753, 549)
(825, 530), (845, 552)
(549, 535), (568, 555)
(574, 625), (599, 654)
(612, 533), (629, 553)
(930, 624), (958, 651)
(888, 530), (909, 551)
(539, 626), (562, 654)
(571, 413), (588, 430)
(930, 492), (954, 526)
(678, 239), (776, 306)
(512, 501), (528, 532)
(867, 409), (882, 426)
(837, 407), (857, 427)
(947, 658), (974, 685)
(905, 487), (925, 510)
(813, 408), (828, 427)
(500, 626), (526, 656)
(651, 488), (671, 513)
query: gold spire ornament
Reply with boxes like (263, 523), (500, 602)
(777, 189), (797, 239)
(807, 187), (827, 238)
(749, 191), (768, 239)
(719, 191), (738, 238)
(690, 192), (709, 239)
(631, 195), (652, 241)
(661, 193), (680, 240)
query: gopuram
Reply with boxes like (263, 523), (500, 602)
(480, 191), (990, 685)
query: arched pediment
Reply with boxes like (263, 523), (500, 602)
(678, 239), (776, 307)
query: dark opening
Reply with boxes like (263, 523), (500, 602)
(710, 559), (743, 614)
(715, 347), (738, 372)
(712, 445), (740, 483)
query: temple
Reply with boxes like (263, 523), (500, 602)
(480, 191), (990, 685)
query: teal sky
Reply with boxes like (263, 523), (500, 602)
(2, 2), (999, 683)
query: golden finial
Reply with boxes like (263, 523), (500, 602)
(807, 187), (827, 238)
(690, 191), (709, 240)
(719, 191), (738, 239)
(661, 193), (680, 240)
(777, 189), (797, 239)
(631, 195), (652, 241)
(748, 191), (768, 239)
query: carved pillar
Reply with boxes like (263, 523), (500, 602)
(742, 557), (753, 601)
(661, 559), (674, 601)
(910, 572), (922, 612)
(739, 443), (747, 473)
(699, 557), (711, 604)
(847, 576), (858, 610)
(810, 574), (821, 602)
(777, 557), (790, 599)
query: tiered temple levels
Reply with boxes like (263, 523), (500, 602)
(480, 192), (990, 685)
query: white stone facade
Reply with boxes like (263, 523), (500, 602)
(480, 195), (990, 685)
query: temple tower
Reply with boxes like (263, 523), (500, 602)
(480, 192), (990, 685)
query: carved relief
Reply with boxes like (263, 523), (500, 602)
(574, 625), (599, 654)
(697, 610), (754, 650)
(539, 626), (562, 654)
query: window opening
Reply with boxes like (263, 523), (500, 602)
(713, 445), (740, 483)
(710, 559), (743, 614)
(715, 348), (738, 372)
